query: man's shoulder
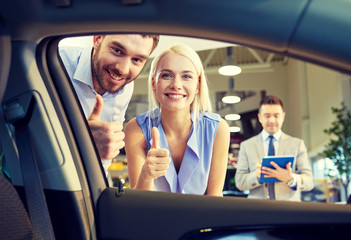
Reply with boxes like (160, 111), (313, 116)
(58, 46), (86, 66)
(281, 132), (303, 143)
(241, 134), (261, 145)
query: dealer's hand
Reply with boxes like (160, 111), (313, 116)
(261, 162), (293, 184)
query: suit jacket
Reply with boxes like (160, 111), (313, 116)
(235, 131), (314, 201)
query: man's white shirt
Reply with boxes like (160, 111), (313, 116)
(59, 46), (134, 174)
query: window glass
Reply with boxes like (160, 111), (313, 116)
(59, 34), (351, 203)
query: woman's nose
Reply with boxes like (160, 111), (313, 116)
(170, 76), (182, 90)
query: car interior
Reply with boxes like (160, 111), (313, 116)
(1, 0), (351, 239)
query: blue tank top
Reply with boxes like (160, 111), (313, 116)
(136, 108), (220, 195)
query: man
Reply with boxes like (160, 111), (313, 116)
(59, 34), (159, 173)
(235, 95), (314, 201)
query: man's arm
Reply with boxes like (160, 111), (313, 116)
(292, 139), (314, 191)
(235, 142), (262, 191)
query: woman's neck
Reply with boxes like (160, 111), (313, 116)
(160, 108), (192, 136)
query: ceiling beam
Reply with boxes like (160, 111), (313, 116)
(247, 48), (264, 64)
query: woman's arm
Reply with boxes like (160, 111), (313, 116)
(205, 118), (230, 196)
(125, 120), (170, 190)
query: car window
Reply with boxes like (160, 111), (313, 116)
(59, 34), (351, 204)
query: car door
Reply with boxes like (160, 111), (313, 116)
(1, 0), (351, 240)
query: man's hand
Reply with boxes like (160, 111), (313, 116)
(141, 127), (170, 180)
(88, 94), (125, 160)
(261, 162), (293, 184)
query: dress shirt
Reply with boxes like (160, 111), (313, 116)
(261, 130), (296, 187)
(59, 46), (134, 173)
(261, 129), (281, 156)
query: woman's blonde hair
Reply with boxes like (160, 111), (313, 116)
(147, 42), (212, 121)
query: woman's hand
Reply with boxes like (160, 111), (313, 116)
(141, 127), (170, 180)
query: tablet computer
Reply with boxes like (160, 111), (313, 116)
(259, 155), (294, 183)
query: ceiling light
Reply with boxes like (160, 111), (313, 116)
(229, 126), (241, 133)
(225, 113), (241, 121)
(222, 94), (241, 104)
(221, 77), (241, 104)
(218, 47), (242, 76)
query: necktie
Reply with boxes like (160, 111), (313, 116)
(268, 135), (275, 199)
(268, 135), (275, 156)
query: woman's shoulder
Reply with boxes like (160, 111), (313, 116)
(200, 112), (221, 123)
(201, 112), (229, 132)
(136, 108), (160, 126)
(135, 111), (150, 125)
(125, 117), (139, 134)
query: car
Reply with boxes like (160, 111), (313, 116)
(0, 0), (351, 239)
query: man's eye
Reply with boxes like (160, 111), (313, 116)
(112, 48), (122, 55)
(133, 58), (143, 64)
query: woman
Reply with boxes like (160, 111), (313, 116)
(125, 43), (229, 196)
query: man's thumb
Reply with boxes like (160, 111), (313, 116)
(88, 94), (103, 121)
(151, 127), (160, 149)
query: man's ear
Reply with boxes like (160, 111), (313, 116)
(257, 112), (262, 124)
(93, 35), (103, 49)
(282, 111), (286, 121)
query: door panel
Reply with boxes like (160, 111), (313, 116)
(97, 188), (351, 240)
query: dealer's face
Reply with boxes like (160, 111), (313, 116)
(258, 104), (286, 135)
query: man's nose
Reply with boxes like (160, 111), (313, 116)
(114, 58), (129, 76)
(268, 116), (275, 122)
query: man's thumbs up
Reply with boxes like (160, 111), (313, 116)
(88, 94), (103, 121)
(151, 127), (160, 149)
(87, 94), (125, 160)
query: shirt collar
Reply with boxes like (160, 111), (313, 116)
(73, 47), (94, 87)
(262, 129), (282, 141)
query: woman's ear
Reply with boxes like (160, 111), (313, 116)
(152, 76), (157, 91)
(196, 77), (200, 94)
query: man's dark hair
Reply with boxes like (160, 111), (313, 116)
(141, 34), (160, 54)
(259, 95), (284, 110)
(100, 34), (160, 54)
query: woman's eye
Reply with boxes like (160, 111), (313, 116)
(182, 74), (192, 79)
(161, 73), (172, 78)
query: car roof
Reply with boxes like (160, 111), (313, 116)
(0, 0), (351, 74)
